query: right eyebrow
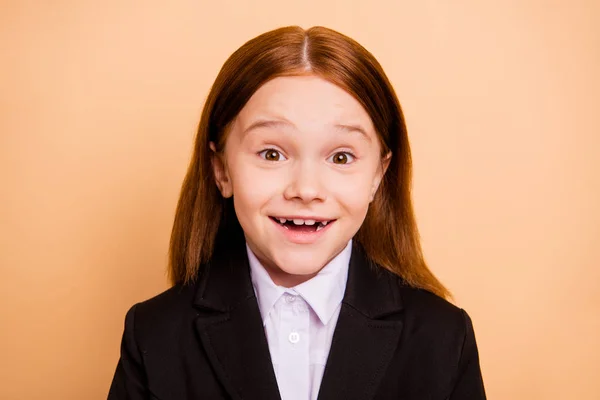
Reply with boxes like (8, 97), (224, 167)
(242, 118), (296, 136)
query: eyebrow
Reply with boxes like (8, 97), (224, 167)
(333, 123), (372, 142)
(242, 118), (295, 136)
(242, 118), (372, 142)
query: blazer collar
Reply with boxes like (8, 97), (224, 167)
(192, 236), (405, 400)
(343, 241), (404, 317)
(192, 237), (255, 313)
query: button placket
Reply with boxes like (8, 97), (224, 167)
(277, 293), (310, 399)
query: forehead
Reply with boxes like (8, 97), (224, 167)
(236, 75), (375, 132)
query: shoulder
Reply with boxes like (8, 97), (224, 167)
(136, 283), (196, 315)
(122, 283), (197, 341)
(389, 282), (486, 398)
(397, 283), (474, 340)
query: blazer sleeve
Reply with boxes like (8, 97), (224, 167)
(108, 303), (149, 400)
(449, 309), (487, 400)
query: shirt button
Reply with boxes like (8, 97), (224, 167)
(284, 294), (296, 303)
(288, 331), (300, 344)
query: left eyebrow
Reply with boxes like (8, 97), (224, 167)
(334, 123), (372, 142)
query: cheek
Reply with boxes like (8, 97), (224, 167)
(230, 165), (283, 216)
(327, 172), (374, 214)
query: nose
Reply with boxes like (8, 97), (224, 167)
(283, 161), (326, 203)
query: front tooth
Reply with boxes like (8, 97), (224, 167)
(293, 219), (304, 225)
(278, 218), (287, 224)
(304, 219), (315, 226)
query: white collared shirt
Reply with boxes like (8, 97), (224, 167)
(246, 240), (352, 400)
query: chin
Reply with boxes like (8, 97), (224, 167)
(272, 250), (329, 275)
(278, 264), (322, 277)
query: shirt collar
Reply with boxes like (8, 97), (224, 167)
(247, 240), (352, 326)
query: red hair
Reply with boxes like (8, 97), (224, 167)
(168, 26), (450, 299)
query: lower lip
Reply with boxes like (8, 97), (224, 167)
(270, 218), (335, 244)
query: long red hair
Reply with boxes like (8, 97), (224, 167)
(168, 26), (450, 299)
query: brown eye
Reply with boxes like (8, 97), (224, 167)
(266, 150), (279, 161)
(259, 149), (285, 161)
(331, 152), (355, 165)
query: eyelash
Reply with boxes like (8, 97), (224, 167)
(257, 148), (357, 164)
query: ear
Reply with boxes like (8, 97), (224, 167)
(209, 142), (233, 198)
(370, 151), (392, 202)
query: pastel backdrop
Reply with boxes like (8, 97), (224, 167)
(1, 1), (598, 399)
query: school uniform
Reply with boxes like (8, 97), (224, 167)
(246, 239), (352, 400)
(108, 238), (486, 399)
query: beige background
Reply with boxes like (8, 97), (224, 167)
(1, 0), (599, 399)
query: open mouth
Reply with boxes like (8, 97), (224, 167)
(269, 216), (335, 232)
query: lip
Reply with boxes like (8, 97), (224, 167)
(269, 216), (336, 244)
(270, 215), (334, 223)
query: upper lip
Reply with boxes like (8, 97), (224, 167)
(270, 216), (335, 222)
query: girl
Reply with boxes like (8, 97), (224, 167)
(109, 26), (486, 400)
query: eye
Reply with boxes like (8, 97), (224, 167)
(258, 148), (287, 161)
(328, 152), (356, 165)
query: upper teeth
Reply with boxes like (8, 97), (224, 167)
(295, 219), (314, 225)
(277, 218), (329, 226)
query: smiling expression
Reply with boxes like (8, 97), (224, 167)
(211, 75), (390, 287)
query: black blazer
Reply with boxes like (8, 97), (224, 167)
(108, 241), (486, 399)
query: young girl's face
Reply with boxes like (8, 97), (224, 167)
(212, 75), (389, 287)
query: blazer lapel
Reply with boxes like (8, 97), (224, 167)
(317, 243), (405, 400)
(192, 239), (281, 400)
